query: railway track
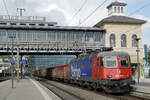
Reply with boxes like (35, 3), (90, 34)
(38, 79), (84, 100)
(130, 91), (150, 100)
(35, 77), (150, 100)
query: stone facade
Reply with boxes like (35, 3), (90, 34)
(99, 23), (143, 64)
(94, 1), (146, 65)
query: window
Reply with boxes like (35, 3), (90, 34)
(85, 32), (93, 42)
(39, 24), (45, 26)
(37, 31), (46, 41)
(121, 34), (127, 47)
(121, 7), (123, 13)
(57, 31), (66, 41)
(103, 57), (117, 68)
(20, 23), (26, 25)
(57, 32), (61, 41)
(94, 32), (102, 42)
(110, 34), (116, 47)
(7, 30), (17, 42)
(118, 7), (120, 13)
(67, 31), (75, 41)
(0, 23), (7, 25)
(10, 23), (16, 25)
(48, 31), (56, 41)
(120, 57), (130, 67)
(100, 57), (104, 67)
(97, 58), (99, 67)
(0, 30), (6, 42)
(132, 34), (137, 47)
(114, 7), (117, 13)
(76, 31), (83, 42)
(18, 30), (27, 41)
(29, 24), (35, 26)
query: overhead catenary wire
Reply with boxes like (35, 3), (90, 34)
(69, 0), (88, 25)
(15, 0), (19, 16)
(128, 2), (150, 16)
(79, 0), (108, 26)
(15, 0), (18, 8)
(2, 0), (10, 16)
(21, 0), (25, 8)
(98, 1), (150, 36)
(118, 1), (150, 33)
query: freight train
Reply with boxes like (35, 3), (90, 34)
(33, 51), (135, 93)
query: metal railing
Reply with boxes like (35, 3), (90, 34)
(0, 41), (105, 54)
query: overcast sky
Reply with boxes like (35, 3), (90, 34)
(0, 0), (150, 46)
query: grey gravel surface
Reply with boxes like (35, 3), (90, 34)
(45, 80), (116, 100)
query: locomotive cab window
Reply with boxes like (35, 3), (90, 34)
(120, 57), (130, 67)
(97, 58), (100, 67)
(103, 57), (117, 68)
(100, 57), (104, 68)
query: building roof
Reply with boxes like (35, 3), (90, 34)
(0, 15), (57, 26)
(0, 20), (57, 26)
(107, 1), (127, 9)
(0, 22), (105, 32)
(94, 16), (147, 27)
(97, 51), (130, 57)
(0, 16), (105, 32)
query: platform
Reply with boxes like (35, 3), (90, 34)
(0, 77), (61, 100)
(133, 78), (150, 93)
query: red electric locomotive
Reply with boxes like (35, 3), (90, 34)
(91, 51), (135, 93)
(33, 51), (135, 93)
(69, 51), (135, 93)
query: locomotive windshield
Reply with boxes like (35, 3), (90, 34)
(103, 57), (117, 68)
(120, 57), (130, 67)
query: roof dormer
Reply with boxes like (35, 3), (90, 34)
(107, 1), (127, 16)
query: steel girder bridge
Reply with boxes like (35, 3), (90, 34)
(0, 22), (107, 55)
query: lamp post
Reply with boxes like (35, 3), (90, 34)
(9, 35), (16, 88)
(136, 38), (141, 84)
(17, 44), (20, 81)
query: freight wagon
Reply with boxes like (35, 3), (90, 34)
(34, 51), (135, 93)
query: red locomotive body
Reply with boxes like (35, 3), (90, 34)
(33, 51), (135, 93)
(91, 52), (134, 93)
(92, 56), (132, 79)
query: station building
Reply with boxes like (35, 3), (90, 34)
(0, 16), (106, 70)
(0, 1), (147, 71)
(94, 1), (146, 65)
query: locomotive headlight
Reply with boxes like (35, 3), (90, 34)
(118, 70), (121, 74)
(107, 75), (112, 78)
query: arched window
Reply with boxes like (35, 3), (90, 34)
(132, 34), (137, 47)
(121, 34), (127, 47)
(110, 34), (116, 47)
(114, 7), (117, 13)
(118, 7), (120, 13)
(121, 7), (123, 13)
